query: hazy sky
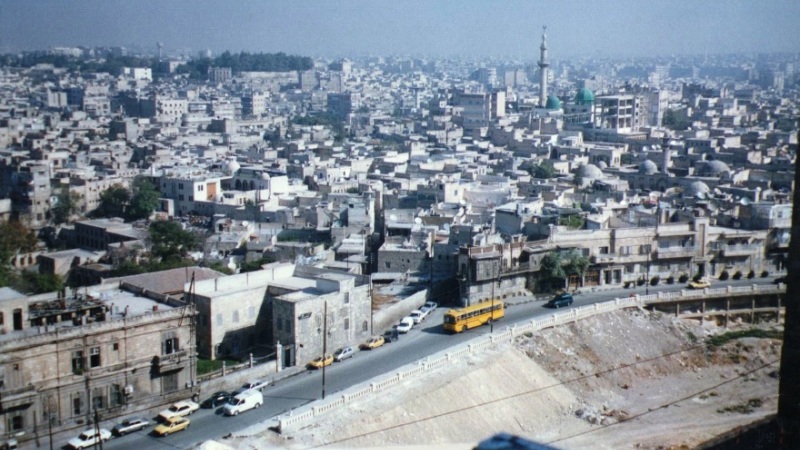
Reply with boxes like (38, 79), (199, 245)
(1, 0), (798, 59)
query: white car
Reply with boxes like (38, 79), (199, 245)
(67, 428), (111, 449)
(157, 400), (200, 421)
(333, 346), (355, 362)
(424, 301), (438, 311)
(396, 317), (414, 333)
(409, 309), (427, 324)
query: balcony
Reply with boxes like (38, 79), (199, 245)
(656, 246), (698, 259)
(0, 384), (36, 409)
(592, 253), (650, 264)
(719, 244), (761, 257)
(154, 350), (189, 373)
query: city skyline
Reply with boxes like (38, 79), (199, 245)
(1, 0), (799, 59)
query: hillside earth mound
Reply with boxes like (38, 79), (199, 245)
(228, 309), (781, 449)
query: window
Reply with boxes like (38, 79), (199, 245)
(248, 306), (256, 319)
(599, 246), (609, 255)
(113, 342), (119, 351)
(8, 413), (23, 432)
(385, 262), (391, 269)
(72, 393), (85, 416)
(363, 321), (368, 332)
(72, 351), (84, 374)
(163, 333), (179, 355)
(162, 372), (179, 393)
(0, 312), (3, 326)
(92, 386), (106, 410)
(344, 318), (350, 330)
(284, 318), (291, 333)
(344, 293), (350, 304)
(89, 347), (101, 368)
(232, 310), (240, 323)
(277, 317), (283, 331)
(110, 384), (123, 407)
(215, 314), (223, 326)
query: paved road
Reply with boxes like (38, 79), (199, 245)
(94, 276), (780, 450)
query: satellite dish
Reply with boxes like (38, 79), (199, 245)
(414, 217), (422, 224)
(389, 214), (398, 221)
(242, 221), (249, 226)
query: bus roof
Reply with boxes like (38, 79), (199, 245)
(445, 299), (503, 315)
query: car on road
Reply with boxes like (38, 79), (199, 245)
(67, 428), (111, 449)
(112, 417), (150, 436)
(396, 316), (415, 333)
(410, 309), (427, 324)
(545, 292), (574, 309)
(152, 417), (190, 436)
(333, 346), (355, 362)
(234, 379), (269, 395)
(307, 354), (334, 369)
(200, 391), (232, 409)
(359, 335), (385, 350)
(222, 389), (263, 416)
(383, 328), (399, 343)
(688, 278), (711, 289)
(157, 400), (200, 421)
(423, 301), (438, 311)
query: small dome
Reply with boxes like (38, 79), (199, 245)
(545, 94), (562, 110)
(697, 160), (730, 177)
(226, 159), (241, 174)
(576, 163), (603, 179)
(686, 181), (711, 197)
(639, 160), (658, 175)
(574, 87), (595, 105)
(596, 161), (608, 169)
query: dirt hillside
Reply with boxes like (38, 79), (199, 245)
(225, 309), (782, 450)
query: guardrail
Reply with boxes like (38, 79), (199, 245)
(276, 283), (785, 433)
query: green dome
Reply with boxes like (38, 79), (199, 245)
(545, 94), (562, 110)
(574, 87), (595, 104)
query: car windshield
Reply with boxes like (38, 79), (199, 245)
(168, 405), (180, 411)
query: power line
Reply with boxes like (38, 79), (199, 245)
(310, 339), (778, 448)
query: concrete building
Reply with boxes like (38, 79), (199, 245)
(74, 218), (144, 251)
(0, 283), (195, 448)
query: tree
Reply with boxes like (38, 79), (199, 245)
(0, 221), (39, 287)
(538, 252), (566, 292)
(126, 177), (160, 221)
(530, 161), (557, 179)
(148, 221), (197, 261)
(558, 215), (585, 230)
(51, 188), (81, 224)
(96, 184), (130, 218)
(563, 250), (590, 284)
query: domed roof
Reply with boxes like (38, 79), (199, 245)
(639, 160), (658, 175)
(596, 161), (608, 169)
(576, 163), (603, 179)
(545, 94), (562, 110)
(697, 160), (730, 177)
(226, 159), (241, 174)
(574, 87), (595, 104)
(686, 180), (711, 198)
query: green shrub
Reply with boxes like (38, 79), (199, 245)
(747, 270), (756, 279)
(650, 276), (660, 286)
(761, 270), (769, 278)
(666, 275), (675, 284)
(732, 271), (742, 280)
(719, 270), (730, 281)
(679, 274), (689, 283)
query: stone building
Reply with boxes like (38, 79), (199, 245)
(0, 283), (195, 448)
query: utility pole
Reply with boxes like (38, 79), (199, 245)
(645, 247), (651, 295)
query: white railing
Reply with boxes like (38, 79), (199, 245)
(276, 283), (785, 433)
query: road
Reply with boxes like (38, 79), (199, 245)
(94, 277), (779, 450)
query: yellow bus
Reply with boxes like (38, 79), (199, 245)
(443, 300), (504, 333)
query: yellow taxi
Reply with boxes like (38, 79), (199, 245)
(359, 335), (385, 350)
(153, 417), (190, 436)
(307, 354), (334, 369)
(688, 278), (711, 289)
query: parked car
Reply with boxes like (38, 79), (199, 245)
(688, 278), (711, 289)
(545, 292), (574, 308)
(359, 335), (385, 350)
(152, 417), (190, 436)
(409, 309), (427, 324)
(307, 354), (334, 369)
(200, 391), (232, 409)
(333, 346), (355, 362)
(67, 428), (111, 449)
(112, 417), (150, 436)
(396, 316), (415, 333)
(423, 301), (438, 311)
(157, 400), (200, 422)
(222, 389), (263, 416)
(234, 379), (269, 395)
(382, 328), (399, 343)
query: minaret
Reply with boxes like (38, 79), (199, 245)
(538, 25), (549, 107)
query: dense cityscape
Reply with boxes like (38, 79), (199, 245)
(0, 4), (798, 450)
